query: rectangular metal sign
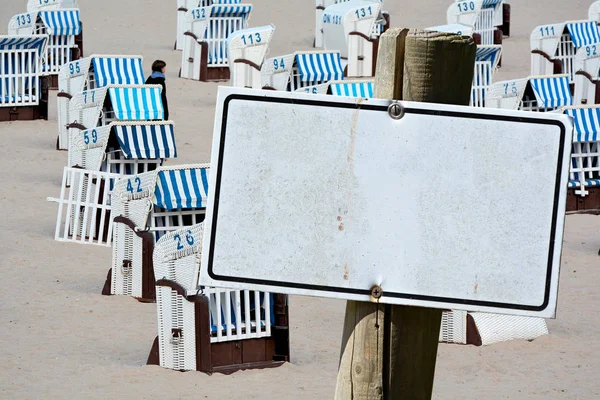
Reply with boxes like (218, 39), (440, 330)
(199, 87), (573, 318)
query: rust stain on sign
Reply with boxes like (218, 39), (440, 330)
(343, 264), (349, 280)
(347, 98), (366, 169)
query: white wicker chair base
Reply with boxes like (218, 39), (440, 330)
(440, 310), (549, 346)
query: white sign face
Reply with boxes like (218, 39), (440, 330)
(199, 87), (573, 318)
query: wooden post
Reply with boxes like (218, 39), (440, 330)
(334, 28), (476, 400)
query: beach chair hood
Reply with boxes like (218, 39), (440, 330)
(154, 166), (210, 211)
(0, 35), (48, 56)
(329, 80), (374, 98)
(531, 21), (600, 56)
(564, 106), (600, 142)
(529, 75), (572, 109)
(38, 9), (82, 35)
(475, 45), (502, 70)
(73, 121), (177, 170)
(92, 56), (145, 88)
(108, 85), (164, 120)
(295, 51), (344, 83)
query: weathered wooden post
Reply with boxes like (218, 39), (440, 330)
(334, 28), (477, 400)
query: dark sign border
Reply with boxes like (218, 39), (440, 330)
(207, 94), (567, 312)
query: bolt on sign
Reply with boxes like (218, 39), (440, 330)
(197, 87), (573, 319)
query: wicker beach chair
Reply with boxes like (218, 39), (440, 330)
(531, 20), (600, 84)
(147, 223), (290, 373)
(57, 55), (144, 149)
(227, 25), (275, 89)
(0, 35), (49, 121)
(562, 105), (600, 214)
(49, 121), (176, 246)
(106, 164), (208, 300)
(486, 75), (572, 111)
(180, 3), (253, 81)
(447, 0), (505, 45)
(8, 9), (83, 88)
(261, 50), (344, 91)
(322, 0), (384, 78)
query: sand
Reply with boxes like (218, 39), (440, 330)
(0, 0), (599, 399)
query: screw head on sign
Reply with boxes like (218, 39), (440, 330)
(388, 102), (404, 120)
(371, 285), (383, 299)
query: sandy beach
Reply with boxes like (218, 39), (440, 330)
(0, 0), (599, 398)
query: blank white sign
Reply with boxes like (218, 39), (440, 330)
(199, 87), (573, 318)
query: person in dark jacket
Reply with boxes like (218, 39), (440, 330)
(145, 60), (169, 120)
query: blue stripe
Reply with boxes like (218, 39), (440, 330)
(115, 59), (124, 85)
(106, 58), (116, 89)
(159, 124), (170, 158)
(149, 87), (160, 119)
(130, 125), (143, 159)
(180, 170), (193, 209)
(200, 168), (209, 201)
(158, 172), (173, 210)
(168, 170), (183, 209)
(190, 170), (203, 209)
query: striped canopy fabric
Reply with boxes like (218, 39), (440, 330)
(108, 86), (164, 120)
(529, 76), (572, 109)
(330, 81), (374, 98)
(566, 21), (600, 48)
(39, 10), (81, 36)
(564, 107), (600, 142)
(481, 0), (502, 7)
(475, 46), (502, 68)
(154, 167), (210, 210)
(113, 123), (177, 159)
(92, 57), (145, 88)
(0, 35), (47, 55)
(210, 4), (253, 17)
(295, 52), (344, 82)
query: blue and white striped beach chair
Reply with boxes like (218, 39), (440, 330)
(573, 43), (600, 106)
(65, 84), (164, 170)
(315, 0), (388, 49)
(9, 9), (82, 78)
(262, 51), (344, 91)
(108, 165), (206, 300)
(531, 20), (600, 83)
(27, 0), (78, 11)
(448, 0), (504, 45)
(49, 120), (176, 247)
(562, 106), (600, 211)
(0, 35), (48, 118)
(322, 1), (384, 78)
(486, 75), (572, 111)
(180, 3), (253, 81)
(57, 55), (144, 149)
(150, 222), (289, 373)
(471, 45), (502, 107)
(176, 0), (242, 50)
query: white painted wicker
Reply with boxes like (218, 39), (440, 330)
(470, 313), (549, 346)
(440, 310), (467, 344)
(153, 221), (276, 370)
(154, 223), (205, 371)
(110, 171), (156, 297)
(110, 164), (208, 297)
